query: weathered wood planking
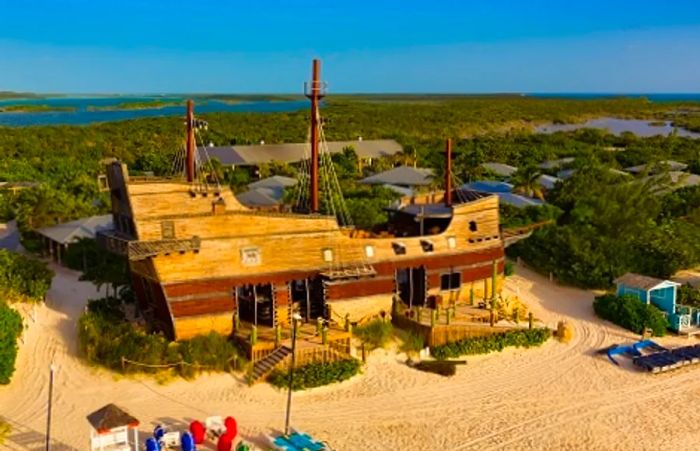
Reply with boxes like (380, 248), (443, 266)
(326, 277), (397, 300)
(170, 296), (234, 317)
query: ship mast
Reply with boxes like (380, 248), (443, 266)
(185, 99), (196, 183)
(445, 138), (453, 207)
(305, 59), (325, 213)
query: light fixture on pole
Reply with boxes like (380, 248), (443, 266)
(284, 313), (302, 436)
(46, 361), (57, 451)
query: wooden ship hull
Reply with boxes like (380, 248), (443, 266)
(102, 167), (504, 341)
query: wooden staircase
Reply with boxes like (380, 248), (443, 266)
(249, 346), (292, 384)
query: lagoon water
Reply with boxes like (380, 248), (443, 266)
(537, 117), (700, 138)
(0, 96), (307, 126)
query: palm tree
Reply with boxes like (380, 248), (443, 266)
(393, 146), (417, 167)
(511, 165), (545, 201)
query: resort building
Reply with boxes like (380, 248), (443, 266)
(481, 162), (518, 178)
(614, 272), (699, 333)
(624, 160), (688, 175)
(235, 175), (298, 209)
(199, 139), (402, 173)
(461, 181), (544, 208)
(36, 215), (113, 265)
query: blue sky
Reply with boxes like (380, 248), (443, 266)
(2, 0), (700, 93)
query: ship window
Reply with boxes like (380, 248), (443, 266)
(97, 174), (109, 191)
(469, 221), (478, 232)
(420, 240), (434, 253)
(364, 245), (375, 258)
(440, 272), (461, 291)
(161, 220), (175, 239)
(447, 236), (457, 249)
(322, 248), (334, 262)
(392, 242), (406, 255)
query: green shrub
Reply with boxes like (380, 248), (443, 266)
(267, 359), (361, 391)
(0, 250), (53, 302)
(0, 302), (23, 384)
(504, 261), (515, 276)
(593, 294), (668, 336)
(77, 303), (241, 378)
(86, 297), (125, 322)
(678, 284), (700, 308)
(430, 328), (551, 360)
(353, 319), (394, 349)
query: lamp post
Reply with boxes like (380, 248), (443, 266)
(284, 313), (302, 436)
(46, 362), (57, 451)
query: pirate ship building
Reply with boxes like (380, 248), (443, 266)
(100, 60), (504, 348)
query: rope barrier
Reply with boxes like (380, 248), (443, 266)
(120, 355), (239, 372)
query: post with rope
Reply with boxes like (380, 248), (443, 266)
(185, 100), (195, 183)
(305, 59), (325, 213)
(444, 138), (453, 207)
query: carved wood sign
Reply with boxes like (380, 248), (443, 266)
(240, 246), (262, 266)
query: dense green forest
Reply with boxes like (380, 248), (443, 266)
(1, 96), (700, 286)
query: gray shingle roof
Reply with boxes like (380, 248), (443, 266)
(199, 139), (402, 166)
(36, 215), (113, 245)
(236, 188), (281, 207)
(248, 175), (298, 190)
(482, 162), (518, 177)
(644, 171), (700, 191)
(613, 273), (673, 291)
(538, 158), (575, 170)
(537, 174), (561, 190)
(624, 160), (689, 174)
(360, 166), (434, 187)
(498, 193), (544, 208)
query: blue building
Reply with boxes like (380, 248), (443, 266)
(614, 273), (699, 332)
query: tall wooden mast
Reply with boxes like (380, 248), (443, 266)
(445, 138), (453, 207)
(186, 99), (195, 183)
(305, 59), (325, 213)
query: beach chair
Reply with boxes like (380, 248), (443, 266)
(145, 437), (161, 451)
(161, 431), (180, 448)
(181, 431), (196, 451)
(268, 435), (291, 450)
(154, 425), (167, 441)
(206, 415), (226, 438)
(290, 428), (329, 450)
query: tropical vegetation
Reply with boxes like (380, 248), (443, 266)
(0, 302), (23, 384)
(430, 328), (552, 360)
(353, 318), (394, 349)
(267, 358), (361, 391)
(78, 297), (242, 378)
(0, 249), (53, 302)
(593, 294), (669, 336)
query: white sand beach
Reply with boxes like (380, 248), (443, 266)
(1, 264), (699, 451)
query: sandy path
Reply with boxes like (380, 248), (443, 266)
(1, 264), (700, 450)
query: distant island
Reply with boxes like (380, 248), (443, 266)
(87, 99), (185, 111)
(0, 91), (44, 100)
(0, 104), (76, 113)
